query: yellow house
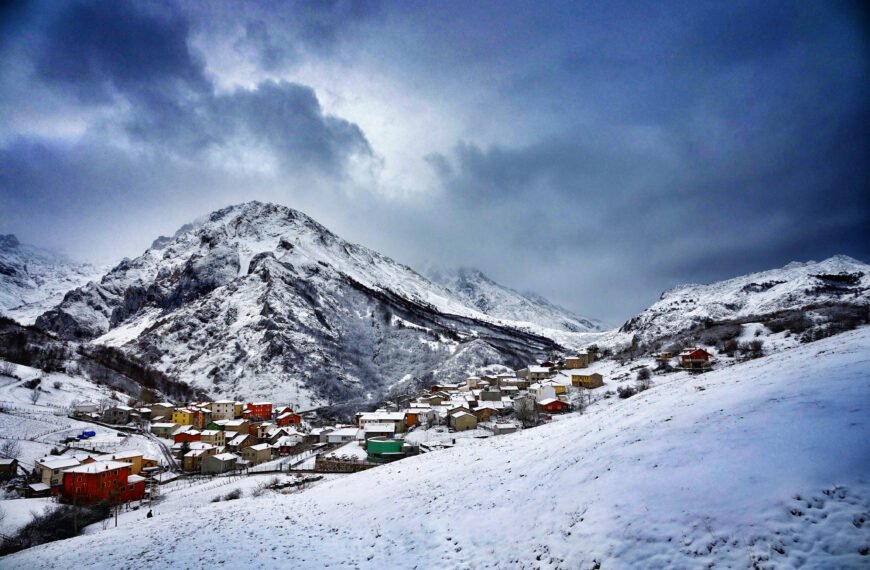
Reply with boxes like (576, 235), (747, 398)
(542, 380), (568, 396)
(199, 429), (226, 447)
(568, 371), (604, 389)
(97, 450), (145, 475)
(172, 408), (195, 426)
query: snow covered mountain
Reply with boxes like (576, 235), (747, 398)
(35, 202), (560, 407)
(620, 255), (870, 343)
(6, 325), (868, 568)
(427, 266), (601, 333)
(0, 235), (105, 325)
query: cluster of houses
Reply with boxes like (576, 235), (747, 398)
(352, 351), (606, 443)
(29, 450), (158, 504)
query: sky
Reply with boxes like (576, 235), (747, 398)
(0, 0), (868, 325)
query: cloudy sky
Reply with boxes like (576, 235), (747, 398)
(1, 0), (867, 324)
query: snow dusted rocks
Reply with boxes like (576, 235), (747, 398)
(35, 202), (560, 406)
(428, 266), (601, 333)
(0, 235), (105, 325)
(620, 255), (870, 343)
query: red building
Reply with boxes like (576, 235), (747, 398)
(276, 411), (302, 426)
(174, 430), (201, 444)
(244, 402), (273, 421)
(537, 398), (570, 413)
(680, 348), (712, 370)
(60, 461), (146, 504)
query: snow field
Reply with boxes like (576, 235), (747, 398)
(3, 326), (868, 568)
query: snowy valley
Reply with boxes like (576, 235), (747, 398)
(0, 203), (867, 568)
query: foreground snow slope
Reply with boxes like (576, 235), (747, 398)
(6, 328), (870, 569)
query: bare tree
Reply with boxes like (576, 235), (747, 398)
(29, 388), (41, 405)
(636, 367), (652, 391)
(514, 396), (539, 428)
(0, 439), (21, 459)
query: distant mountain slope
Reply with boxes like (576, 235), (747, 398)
(36, 202), (560, 407)
(0, 235), (105, 325)
(7, 326), (868, 569)
(620, 255), (870, 343)
(428, 267), (601, 333)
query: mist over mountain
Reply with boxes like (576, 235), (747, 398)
(0, 234), (105, 325)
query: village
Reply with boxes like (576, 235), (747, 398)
(0, 347), (719, 508)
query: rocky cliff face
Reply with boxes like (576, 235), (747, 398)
(0, 235), (105, 325)
(36, 202), (561, 408)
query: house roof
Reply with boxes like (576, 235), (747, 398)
(528, 366), (553, 373)
(537, 398), (566, 406)
(28, 483), (50, 491)
(358, 411), (405, 421)
(0, 458), (16, 465)
(127, 475), (146, 484)
(248, 443), (270, 452)
(211, 453), (239, 461)
(229, 434), (250, 445)
(37, 457), (80, 470)
(64, 460), (130, 474)
(329, 427), (360, 437)
(450, 411), (475, 419)
(363, 423), (396, 433)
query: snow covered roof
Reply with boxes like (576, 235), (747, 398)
(0, 458), (16, 465)
(358, 411), (405, 421)
(248, 443), (270, 452)
(64, 460), (130, 474)
(450, 411), (474, 418)
(28, 483), (50, 491)
(229, 434), (250, 445)
(37, 457), (80, 470)
(528, 366), (553, 373)
(211, 453), (239, 461)
(127, 475), (146, 484)
(363, 423), (396, 433)
(329, 427), (359, 437)
(537, 398), (564, 406)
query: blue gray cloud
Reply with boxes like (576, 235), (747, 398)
(0, 0), (867, 323)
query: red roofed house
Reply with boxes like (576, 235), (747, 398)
(537, 398), (570, 414)
(60, 461), (146, 504)
(680, 348), (712, 370)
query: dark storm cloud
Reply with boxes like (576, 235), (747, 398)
(25, 0), (372, 171)
(1, 0), (867, 324)
(233, 0), (381, 71)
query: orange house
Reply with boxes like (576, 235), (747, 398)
(60, 461), (146, 504)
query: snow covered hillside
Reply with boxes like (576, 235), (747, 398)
(621, 255), (870, 344)
(36, 202), (562, 406)
(6, 326), (869, 569)
(428, 266), (601, 333)
(0, 235), (104, 325)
